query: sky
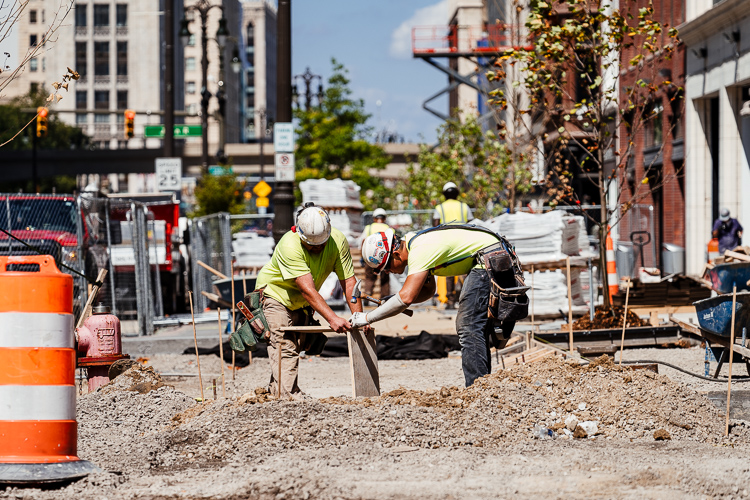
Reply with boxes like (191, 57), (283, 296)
(291, 0), (450, 144)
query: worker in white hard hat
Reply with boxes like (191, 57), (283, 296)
(353, 225), (528, 387)
(432, 181), (473, 309)
(359, 208), (391, 299)
(254, 203), (366, 399)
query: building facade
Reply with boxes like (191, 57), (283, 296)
(681, 0), (750, 274)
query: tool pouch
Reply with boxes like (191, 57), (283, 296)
(477, 239), (529, 323)
(229, 291), (271, 355)
(229, 320), (258, 352)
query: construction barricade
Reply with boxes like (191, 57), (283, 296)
(605, 227), (619, 301)
(0, 255), (98, 484)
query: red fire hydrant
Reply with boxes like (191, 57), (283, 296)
(76, 304), (129, 391)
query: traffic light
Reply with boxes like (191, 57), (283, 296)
(124, 109), (135, 139)
(36, 107), (48, 138)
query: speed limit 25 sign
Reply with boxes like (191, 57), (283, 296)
(155, 158), (182, 191)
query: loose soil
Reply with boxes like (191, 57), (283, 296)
(6, 349), (750, 499)
(571, 305), (648, 330)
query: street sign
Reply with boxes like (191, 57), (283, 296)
(253, 180), (272, 197)
(144, 124), (203, 139)
(275, 153), (295, 181)
(208, 165), (233, 176)
(273, 122), (295, 152)
(256, 196), (269, 208)
(155, 158), (182, 191)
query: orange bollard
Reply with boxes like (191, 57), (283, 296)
(0, 255), (98, 484)
(605, 227), (619, 302)
(707, 238), (720, 264)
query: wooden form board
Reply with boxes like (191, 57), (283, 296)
(280, 326), (380, 398)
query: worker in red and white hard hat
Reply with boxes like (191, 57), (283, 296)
(354, 224), (527, 387)
(254, 202), (366, 399)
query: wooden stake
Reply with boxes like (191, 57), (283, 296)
(241, 269), (251, 365)
(530, 264), (535, 331)
(77, 268), (108, 329)
(231, 263), (236, 379)
(566, 257), (574, 353)
(197, 260), (229, 280)
(618, 277), (631, 367)
(217, 308), (226, 398)
(277, 341), (282, 399)
(188, 291), (205, 402)
(726, 284), (738, 436)
(212, 378), (217, 400)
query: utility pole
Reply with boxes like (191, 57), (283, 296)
(272, 0), (293, 243)
(164, 0), (174, 157)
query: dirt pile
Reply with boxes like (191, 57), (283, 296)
(571, 305), (648, 330)
(99, 364), (167, 394)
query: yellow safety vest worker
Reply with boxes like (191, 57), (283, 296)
(435, 199), (472, 224)
(363, 221), (390, 237)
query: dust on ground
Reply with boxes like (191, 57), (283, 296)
(6, 353), (750, 499)
(571, 305), (649, 330)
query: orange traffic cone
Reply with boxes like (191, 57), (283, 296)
(0, 255), (98, 484)
(707, 238), (720, 264)
(605, 227), (619, 301)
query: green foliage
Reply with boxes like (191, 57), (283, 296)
(398, 115), (533, 220)
(294, 59), (392, 210)
(0, 90), (90, 150)
(191, 172), (244, 217)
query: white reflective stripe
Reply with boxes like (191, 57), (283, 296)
(0, 313), (74, 348)
(0, 385), (76, 420)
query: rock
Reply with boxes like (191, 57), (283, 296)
(579, 421), (598, 436)
(654, 429), (671, 441)
(578, 402), (587, 411)
(573, 425), (588, 439)
(565, 415), (579, 431)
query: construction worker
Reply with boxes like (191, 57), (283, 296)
(255, 203), (365, 399)
(360, 208), (391, 299)
(712, 207), (743, 254)
(432, 182), (473, 308)
(353, 225), (527, 387)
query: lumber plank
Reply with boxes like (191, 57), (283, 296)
(200, 291), (232, 309)
(347, 328), (380, 398)
(197, 260), (229, 280)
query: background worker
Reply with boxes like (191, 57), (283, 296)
(354, 226), (525, 387)
(712, 207), (743, 254)
(359, 208), (391, 299)
(432, 181), (473, 309)
(255, 203), (365, 399)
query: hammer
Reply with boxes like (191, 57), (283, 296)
(351, 279), (414, 317)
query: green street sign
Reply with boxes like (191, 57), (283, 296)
(208, 165), (233, 176)
(143, 124), (203, 138)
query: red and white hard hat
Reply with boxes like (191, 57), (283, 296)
(361, 229), (395, 274)
(295, 205), (331, 246)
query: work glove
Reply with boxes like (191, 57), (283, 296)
(348, 312), (370, 328)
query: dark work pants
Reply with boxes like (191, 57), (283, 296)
(455, 268), (494, 387)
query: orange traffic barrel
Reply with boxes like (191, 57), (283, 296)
(605, 227), (619, 301)
(0, 255), (98, 484)
(707, 238), (720, 264)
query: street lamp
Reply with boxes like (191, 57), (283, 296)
(292, 67), (324, 111)
(179, 0), (231, 171)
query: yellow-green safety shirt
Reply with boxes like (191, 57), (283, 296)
(406, 228), (499, 277)
(256, 227), (354, 310)
(363, 221), (391, 237)
(433, 199), (473, 224)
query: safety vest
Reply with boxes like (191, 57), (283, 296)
(363, 222), (390, 237)
(436, 199), (471, 224)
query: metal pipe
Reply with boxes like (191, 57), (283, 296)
(272, 0), (293, 244)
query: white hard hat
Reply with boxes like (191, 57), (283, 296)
(443, 181), (458, 193)
(372, 208), (387, 219)
(295, 205), (331, 246)
(361, 229), (395, 274)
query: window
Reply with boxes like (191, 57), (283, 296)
(75, 42), (87, 76)
(186, 81), (196, 94)
(29, 58), (38, 72)
(186, 103), (198, 115)
(75, 5), (86, 27)
(93, 4), (109, 27)
(115, 4), (126, 27)
(76, 113), (88, 125)
(185, 57), (196, 71)
(94, 114), (110, 123)
(30, 83), (38, 94)
(116, 91), (127, 110)
(29, 35), (37, 47)
(246, 71), (254, 87)
(116, 42), (127, 75)
(646, 102), (664, 147)
(187, 34), (196, 46)
(30, 10), (37, 23)
(76, 91), (87, 110)
(94, 42), (109, 75)
(42, 58), (46, 71)
(246, 23), (254, 46)
(94, 90), (109, 111)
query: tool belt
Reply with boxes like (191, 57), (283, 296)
(229, 289), (271, 353)
(475, 239), (529, 324)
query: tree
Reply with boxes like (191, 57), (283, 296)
(191, 172), (244, 217)
(294, 59), (392, 210)
(398, 114), (534, 220)
(488, 0), (679, 308)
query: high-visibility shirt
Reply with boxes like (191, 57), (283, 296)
(406, 227), (498, 277)
(256, 227), (354, 310)
(363, 222), (390, 237)
(433, 199), (473, 224)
